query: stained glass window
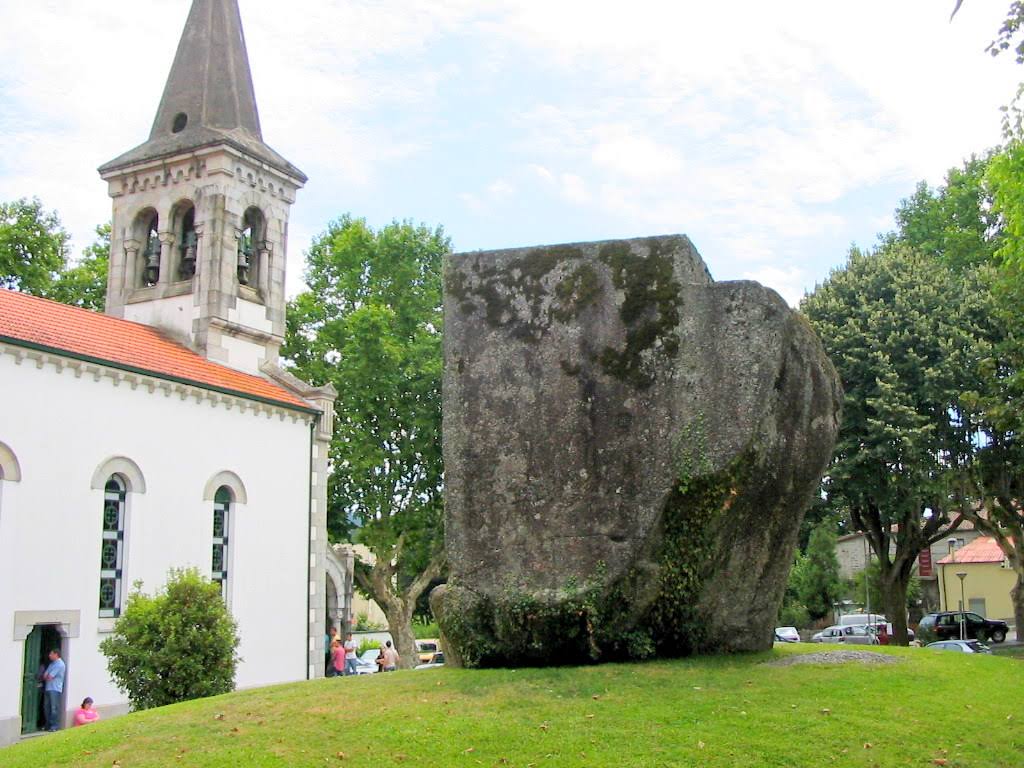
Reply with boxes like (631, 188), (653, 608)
(212, 487), (230, 598)
(100, 477), (126, 617)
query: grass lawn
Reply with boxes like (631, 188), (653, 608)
(991, 644), (1024, 659)
(6, 645), (1024, 768)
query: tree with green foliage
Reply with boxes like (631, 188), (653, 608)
(51, 223), (110, 311)
(0, 198), (69, 296)
(889, 154), (1002, 269)
(802, 244), (992, 644)
(986, 1), (1024, 62)
(795, 522), (843, 621)
(283, 215), (448, 669)
(890, 154), (1024, 635)
(847, 559), (921, 619)
(0, 197), (109, 309)
(99, 569), (239, 710)
(988, 145), (1024, 270)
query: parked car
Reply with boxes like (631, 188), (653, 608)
(354, 648), (381, 675)
(415, 651), (445, 669)
(865, 623), (915, 644)
(810, 625), (878, 645)
(416, 639), (441, 664)
(774, 626), (800, 643)
(926, 639), (993, 654)
(838, 613), (888, 628)
(918, 612), (1008, 644)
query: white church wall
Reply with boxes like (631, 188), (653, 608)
(122, 293), (197, 342)
(0, 349), (313, 743)
(218, 332), (271, 376)
(0, 476), (26, 743)
(229, 296), (275, 335)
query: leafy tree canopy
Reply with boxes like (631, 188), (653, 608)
(987, 1), (1024, 63)
(0, 198), (68, 295)
(802, 244), (993, 642)
(283, 214), (449, 666)
(51, 223), (110, 311)
(889, 154), (1002, 269)
(794, 522), (843, 621)
(0, 197), (108, 309)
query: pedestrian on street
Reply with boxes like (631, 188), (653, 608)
(381, 640), (400, 672)
(330, 639), (345, 677)
(343, 633), (359, 676)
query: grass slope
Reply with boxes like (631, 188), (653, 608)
(6, 646), (1024, 768)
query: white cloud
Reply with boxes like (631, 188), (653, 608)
(740, 265), (809, 308)
(0, 0), (1018, 297)
(591, 132), (683, 181)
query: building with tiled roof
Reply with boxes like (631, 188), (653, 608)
(0, 0), (347, 744)
(937, 536), (1007, 566)
(936, 537), (1016, 624)
(0, 289), (311, 412)
(834, 521), (984, 615)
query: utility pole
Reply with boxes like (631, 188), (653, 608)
(957, 573), (968, 641)
(863, 534), (870, 618)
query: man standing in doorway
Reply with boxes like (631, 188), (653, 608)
(43, 649), (65, 732)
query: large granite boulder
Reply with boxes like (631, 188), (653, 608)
(432, 235), (841, 667)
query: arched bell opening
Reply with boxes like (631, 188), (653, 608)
(171, 200), (198, 280)
(132, 209), (160, 287)
(237, 207), (265, 289)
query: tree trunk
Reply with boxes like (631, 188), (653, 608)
(1013, 574), (1024, 644)
(880, 571), (911, 645)
(382, 604), (418, 670)
(353, 547), (446, 670)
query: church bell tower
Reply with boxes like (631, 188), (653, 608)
(98, 0), (307, 375)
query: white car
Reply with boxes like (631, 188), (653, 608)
(926, 639), (992, 654)
(354, 648), (381, 674)
(774, 626), (800, 643)
(810, 625), (878, 645)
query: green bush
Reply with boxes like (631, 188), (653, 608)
(99, 568), (240, 710)
(356, 639), (380, 655)
(778, 602), (811, 629)
(413, 620), (440, 639)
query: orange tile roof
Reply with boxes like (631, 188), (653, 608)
(937, 536), (1008, 565)
(0, 288), (313, 412)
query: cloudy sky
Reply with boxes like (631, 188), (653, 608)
(0, 0), (1020, 304)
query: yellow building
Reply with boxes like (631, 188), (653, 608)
(937, 537), (1016, 624)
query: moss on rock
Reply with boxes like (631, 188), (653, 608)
(596, 240), (683, 388)
(436, 448), (756, 668)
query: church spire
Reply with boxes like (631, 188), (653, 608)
(99, 0), (306, 375)
(151, 0), (263, 140)
(99, 0), (305, 182)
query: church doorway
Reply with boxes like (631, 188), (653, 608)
(20, 625), (63, 735)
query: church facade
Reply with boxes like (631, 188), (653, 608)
(0, 0), (346, 745)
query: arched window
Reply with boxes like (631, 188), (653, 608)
(100, 476), (127, 617)
(237, 207), (264, 287)
(0, 439), (19, 523)
(138, 210), (160, 286)
(175, 203), (197, 280)
(212, 486), (231, 598)
(0, 440), (21, 484)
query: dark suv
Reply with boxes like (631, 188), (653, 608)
(918, 612), (1008, 644)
